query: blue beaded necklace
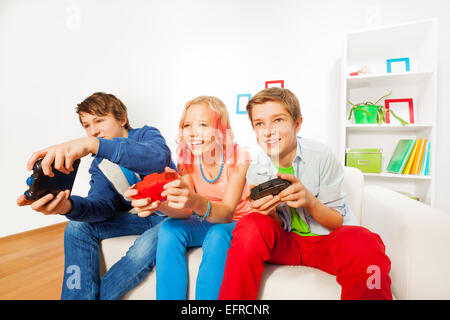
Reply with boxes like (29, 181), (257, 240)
(199, 153), (224, 184)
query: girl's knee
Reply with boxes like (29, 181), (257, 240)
(203, 223), (234, 250)
(158, 218), (182, 236)
(157, 218), (189, 248)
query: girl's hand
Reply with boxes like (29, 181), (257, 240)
(124, 187), (161, 218)
(161, 176), (197, 210)
(277, 173), (316, 210)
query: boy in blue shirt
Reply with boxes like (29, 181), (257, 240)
(17, 92), (175, 299)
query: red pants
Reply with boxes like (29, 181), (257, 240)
(219, 212), (392, 300)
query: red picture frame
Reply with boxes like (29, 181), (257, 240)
(265, 80), (284, 88)
(384, 98), (414, 124)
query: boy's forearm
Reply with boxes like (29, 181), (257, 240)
(87, 137), (100, 154)
(96, 130), (172, 175)
(306, 197), (343, 231)
(66, 195), (116, 222)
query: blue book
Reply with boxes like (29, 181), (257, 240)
(419, 142), (429, 175)
(422, 142), (431, 176)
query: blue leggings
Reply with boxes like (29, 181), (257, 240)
(155, 215), (236, 300)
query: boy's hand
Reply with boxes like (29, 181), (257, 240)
(27, 137), (99, 177)
(277, 173), (316, 210)
(124, 187), (161, 218)
(245, 184), (283, 216)
(16, 190), (72, 215)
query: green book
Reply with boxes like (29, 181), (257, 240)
(386, 139), (415, 173)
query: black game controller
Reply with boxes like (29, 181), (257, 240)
(249, 177), (291, 201)
(24, 158), (81, 201)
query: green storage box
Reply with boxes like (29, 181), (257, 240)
(345, 148), (382, 173)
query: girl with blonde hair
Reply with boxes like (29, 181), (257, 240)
(126, 95), (254, 299)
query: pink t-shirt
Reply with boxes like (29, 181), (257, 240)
(190, 146), (254, 221)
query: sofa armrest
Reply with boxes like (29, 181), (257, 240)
(362, 185), (450, 299)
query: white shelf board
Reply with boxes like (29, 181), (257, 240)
(346, 124), (433, 132)
(345, 19), (436, 37)
(346, 71), (433, 88)
(363, 172), (431, 180)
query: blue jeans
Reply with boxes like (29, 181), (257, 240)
(61, 212), (166, 300)
(156, 215), (236, 300)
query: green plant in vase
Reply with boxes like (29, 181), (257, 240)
(347, 91), (409, 125)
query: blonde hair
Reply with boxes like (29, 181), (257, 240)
(246, 87), (302, 123)
(176, 96), (237, 174)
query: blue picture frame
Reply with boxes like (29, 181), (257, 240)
(236, 94), (252, 114)
(386, 57), (410, 73)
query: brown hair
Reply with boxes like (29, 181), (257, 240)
(76, 92), (131, 130)
(246, 87), (302, 123)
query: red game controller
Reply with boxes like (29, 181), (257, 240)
(131, 171), (179, 202)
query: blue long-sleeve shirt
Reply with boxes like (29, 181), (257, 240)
(66, 125), (176, 222)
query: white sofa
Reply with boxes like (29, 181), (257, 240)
(100, 167), (450, 299)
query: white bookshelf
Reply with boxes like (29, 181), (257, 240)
(340, 19), (438, 206)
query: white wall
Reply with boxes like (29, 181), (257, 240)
(1, 0), (449, 237)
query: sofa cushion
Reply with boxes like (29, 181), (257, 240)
(100, 237), (341, 300)
(259, 263), (340, 299)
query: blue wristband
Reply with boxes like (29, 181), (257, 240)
(200, 201), (211, 222)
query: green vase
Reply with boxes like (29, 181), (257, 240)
(354, 105), (378, 124)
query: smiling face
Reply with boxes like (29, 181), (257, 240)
(181, 103), (218, 158)
(79, 112), (128, 139)
(251, 100), (302, 166)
